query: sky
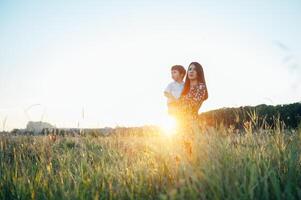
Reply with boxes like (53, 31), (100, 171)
(0, 0), (300, 130)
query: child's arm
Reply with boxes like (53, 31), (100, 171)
(164, 91), (176, 101)
(164, 83), (176, 101)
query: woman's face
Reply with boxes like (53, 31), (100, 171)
(187, 64), (197, 80)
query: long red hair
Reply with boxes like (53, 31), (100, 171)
(181, 62), (208, 100)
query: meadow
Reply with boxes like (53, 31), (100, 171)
(1, 121), (301, 200)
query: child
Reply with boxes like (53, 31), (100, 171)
(164, 65), (186, 115)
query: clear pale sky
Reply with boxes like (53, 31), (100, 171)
(0, 0), (300, 130)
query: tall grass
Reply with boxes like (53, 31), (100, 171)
(0, 124), (301, 199)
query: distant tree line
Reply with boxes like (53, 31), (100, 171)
(198, 102), (301, 130)
(9, 126), (161, 137)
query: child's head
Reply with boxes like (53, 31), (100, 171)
(171, 65), (186, 82)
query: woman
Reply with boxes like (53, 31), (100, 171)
(172, 62), (208, 159)
(176, 62), (208, 132)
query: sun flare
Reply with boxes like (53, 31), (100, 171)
(159, 116), (177, 136)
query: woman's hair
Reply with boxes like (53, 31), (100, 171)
(181, 62), (208, 100)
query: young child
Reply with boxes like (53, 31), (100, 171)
(164, 65), (186, 115)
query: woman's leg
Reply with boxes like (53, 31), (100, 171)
(182, 118), (202, 161)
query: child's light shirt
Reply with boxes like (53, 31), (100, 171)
(164, 81), (184, 103)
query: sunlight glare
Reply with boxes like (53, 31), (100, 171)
(159, 116), (177, 136)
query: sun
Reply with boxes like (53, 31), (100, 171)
(159, 116), (177, 136)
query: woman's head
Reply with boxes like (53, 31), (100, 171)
(181, 62), (208, 99)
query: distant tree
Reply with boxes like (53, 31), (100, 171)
(199, 102), (301, 130)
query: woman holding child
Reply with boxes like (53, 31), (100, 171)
(164, 62), (208, 133)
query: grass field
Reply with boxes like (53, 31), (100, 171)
(1, 124), (301, 200)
